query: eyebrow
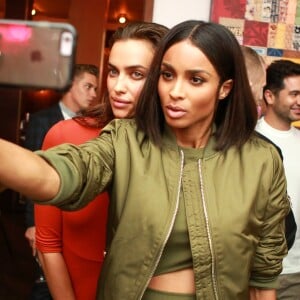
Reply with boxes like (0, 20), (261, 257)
(108, 62), (148, 71)
(161, 62), (212, 76)
(288, 89), (300, 94)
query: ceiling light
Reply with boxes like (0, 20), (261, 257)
(118, 14), (127, 24)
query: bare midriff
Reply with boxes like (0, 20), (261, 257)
(148, 268), (195, 293)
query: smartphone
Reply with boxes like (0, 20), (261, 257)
(0, 19), (77, 91)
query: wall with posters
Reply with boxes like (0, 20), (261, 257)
(210, 0), (300, 63)
(152, 0), (299, 63)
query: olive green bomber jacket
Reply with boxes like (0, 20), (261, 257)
(36, 119), (289, 300)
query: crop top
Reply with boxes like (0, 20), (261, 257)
(154, 147), (203, 275)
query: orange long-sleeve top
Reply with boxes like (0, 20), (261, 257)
(35, 119), (109, 300)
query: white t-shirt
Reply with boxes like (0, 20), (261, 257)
(256, 117), (300, 274)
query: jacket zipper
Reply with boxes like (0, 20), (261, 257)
(198, 159), (219, 300)
(138, 150), (185, 299)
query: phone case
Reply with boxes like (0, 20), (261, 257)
(0, 19), (77, 90)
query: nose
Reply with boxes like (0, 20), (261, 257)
(113, 75), (126, 93)
(90, 88), (97, 98)
(169, 79), (184, 100)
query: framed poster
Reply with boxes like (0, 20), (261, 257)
(210, 0), (300, 64)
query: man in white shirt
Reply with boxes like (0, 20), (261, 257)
(256, 59), (300, 299)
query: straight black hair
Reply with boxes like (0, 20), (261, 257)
(136, 20), (257, 151)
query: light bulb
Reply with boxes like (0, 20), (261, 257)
(118, 15), (127, 24)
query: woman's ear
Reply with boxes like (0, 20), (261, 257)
(219, 79), (233, 100)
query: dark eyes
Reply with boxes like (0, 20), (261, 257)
(160, 70), (173, 80)
(191, 77), (203, 84)
(290, 91), (300, 97)
(160, 70), (204, 85)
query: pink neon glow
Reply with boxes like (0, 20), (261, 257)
(0, 25), (32, 42)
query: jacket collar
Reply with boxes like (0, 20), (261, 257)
(162, 124), (218, 158)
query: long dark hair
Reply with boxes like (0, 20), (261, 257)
(75, 21), (169, 129)
(135, 20), (257, 151)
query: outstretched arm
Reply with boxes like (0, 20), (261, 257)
(0, 138), (60, 200)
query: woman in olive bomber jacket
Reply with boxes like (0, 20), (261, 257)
(35, 119), (289, 299)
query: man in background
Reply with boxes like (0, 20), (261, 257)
(255, 59), (300, 299)
(24, 64), (99, 299)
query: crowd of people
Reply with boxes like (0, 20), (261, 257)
(0, 18), (299, 300)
